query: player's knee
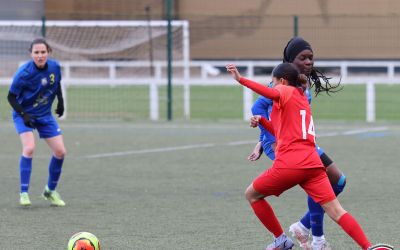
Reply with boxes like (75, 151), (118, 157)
(23, 145), (35, 157)
(244, 187), (252, 202)
(245, 186), (256, 203)
(53, 147), (67, 159)
(322, 199), (346, 222)
(245, 184), (265, 203)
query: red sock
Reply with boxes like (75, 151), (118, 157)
(250, 199), (283, 238)
(337, 212), (371, 250)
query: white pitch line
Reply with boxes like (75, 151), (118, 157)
(84, 143), (215, 159)
(341, 126), (387, 135)
(228, 126), (388, 145)
(227, 140), (257, 146)
(83, 126), (388, 159)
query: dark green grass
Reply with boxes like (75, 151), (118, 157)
(0, 121), (398, 249)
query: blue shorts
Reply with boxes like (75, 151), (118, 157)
(13, 114), (62, 139)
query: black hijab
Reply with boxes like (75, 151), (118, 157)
(283, 37), (313, 63)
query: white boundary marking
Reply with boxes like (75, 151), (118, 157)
(84, 126), (388, 159)
(85, 143), (215, 159)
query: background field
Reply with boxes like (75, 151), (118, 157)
(1, 84), (400, 122)
(0, 120), (398, 249)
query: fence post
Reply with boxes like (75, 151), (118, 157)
(149, 63), (162, 121)
(183, 21), (190, 120)
(243, 62), (254, 121)
(149, 81), (159, 121)
(366, 81), (376, 122)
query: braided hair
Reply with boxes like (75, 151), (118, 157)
(283, 37), (342, 96)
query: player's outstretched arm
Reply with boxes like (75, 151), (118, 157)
(226, 64), (280, 100)
(226, 64), (242, 81)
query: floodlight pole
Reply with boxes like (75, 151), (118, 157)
(166, 0), (173, 121)
(293, 15), (299, 37)
(41, 16), (46, 37)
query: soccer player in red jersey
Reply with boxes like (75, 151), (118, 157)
(226, 62), (376, 250)
(250, 37), (347, 250)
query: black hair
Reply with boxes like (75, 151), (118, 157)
(29, 38), (52, 53)
(272, 63), (308, 88)
(283, 37), (342, 96)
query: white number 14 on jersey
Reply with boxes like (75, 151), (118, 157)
(300, 110), (315, 140)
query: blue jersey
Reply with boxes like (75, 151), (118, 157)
(251, 82), (324, 161)
(10, 59), (62, 118)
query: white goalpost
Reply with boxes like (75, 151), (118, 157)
(0, 20), (190, 121)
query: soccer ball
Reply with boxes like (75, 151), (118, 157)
(67, 232), (100, 250)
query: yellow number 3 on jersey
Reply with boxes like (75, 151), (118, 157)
(49, 73), (55, 85)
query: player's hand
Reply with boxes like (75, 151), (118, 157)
(248, 142), (263, 161)
(250, 115), (261, 128)
(22, 113), (34, 128)
(55, 100), (64, 117)
(226, 64), (242, 82)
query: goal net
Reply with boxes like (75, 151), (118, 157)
(0, 20), (190, 121)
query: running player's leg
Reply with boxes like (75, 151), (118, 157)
(310, 153), (346, 249)
(302, 168), (371, 250)
(247, 167), (308, 249)
(245, 184), (284, 238)
(246, 184), (294, 250)
(291, 152), (345, 249)
(322, 199), (371, 250)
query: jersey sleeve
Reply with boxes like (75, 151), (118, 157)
(57, 63), (62, 82)
(239, 77), (280, 101)
(9, 74), (24, 96)
(274, 85), (293, 109)
(259, 116), (275, 136)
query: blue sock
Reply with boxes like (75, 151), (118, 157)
(47, 156), (64, 191)
(300, 211), (311, 229)
(308, 195), (325, 237)
(332, 174), (346, 195)
(20, 156), (32, 193)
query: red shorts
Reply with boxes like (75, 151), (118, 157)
(252, 166), (336, 205)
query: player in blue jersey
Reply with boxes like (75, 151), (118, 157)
(248, 37), (345, 250)
(8, 38), (66, 207)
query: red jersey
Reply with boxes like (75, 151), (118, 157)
(239, 77), (323, 169)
